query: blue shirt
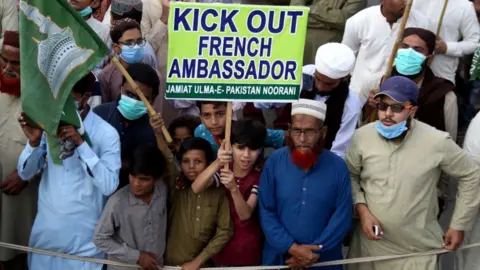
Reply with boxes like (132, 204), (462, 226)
(194, 124), (285, 155)
(17, 111), (121, 270)
(259, 147), (352, 269)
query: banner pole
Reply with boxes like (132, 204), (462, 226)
(224, 102), (233, 170)
(111, 57), (173, 144)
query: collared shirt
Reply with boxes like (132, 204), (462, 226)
(413, 0), (480, 84)
(164, 183), (233, 266)
(94, 183), (168, 270)
(94, 102), (157, 188)
(346, 120), (480, 270)
(17, 111), (121, 270)
(194, 124), (284, 156)
(259, 147), (352, 270)
(342, 5), (430, 105)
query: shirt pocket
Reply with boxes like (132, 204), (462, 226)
(197, 204), (217, 242)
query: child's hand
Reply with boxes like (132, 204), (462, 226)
(220, 168), (237, 192)
(217, 141), (232, 166)
(149, 113), (165, 135)
(181, 259), (201, 270)
(138, 251), (160, 270)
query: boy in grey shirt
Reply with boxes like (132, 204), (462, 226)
(94, 144), (168, 270)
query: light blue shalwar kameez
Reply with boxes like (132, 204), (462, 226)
(17, 111), (121, 270)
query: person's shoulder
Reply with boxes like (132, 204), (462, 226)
(91, 111), (120, 139)
(355, 121), (377, 137)
(349, 5), (378, 20)
(266, 147), (289, 163)
(106, 186), (129, 208)
(321, 150), (348, 168)
(194, 124), (208, 137)
(414, 120), (450, 140)
(93, 102), (116, 119)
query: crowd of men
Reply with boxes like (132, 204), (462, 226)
(2, 0), (480, 270)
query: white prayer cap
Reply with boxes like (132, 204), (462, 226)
(315, 43), (355, 79)
(291, 99), (327, 121)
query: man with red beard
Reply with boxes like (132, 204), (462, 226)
(0, 31), (38, 270)
(259, 99), (353, 270)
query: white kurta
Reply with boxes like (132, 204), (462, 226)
(346, 120), (480, 270)
(413, 0), (480, 84)
(454, 112), (480, 270)
(0, 94), (38, 262)
(342, 5), (430, 105)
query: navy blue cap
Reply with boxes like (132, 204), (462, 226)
(374, 76), (419, 103)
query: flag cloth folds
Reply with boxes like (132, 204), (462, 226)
(19, 0), (109, 164)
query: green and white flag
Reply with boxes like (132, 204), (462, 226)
(19, 0), (109, 164)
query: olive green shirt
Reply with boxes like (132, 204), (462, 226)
(164, 183), (232, 266)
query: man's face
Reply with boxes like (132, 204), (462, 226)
(129, 174), (155, 198)
(1, 45), (20, 78)
(400, 34), (430, 57)
(200, 104), (227, 137)
(121, 80), (153, 103)
(68, 0), (94, 11)
(173, 127), (192, 153)
(289, 115), (325, 153)
(377, 96), (416, 126)
(383, 0), (406, 17)
(313, 72), (342, 93)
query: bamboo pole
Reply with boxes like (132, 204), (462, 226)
(224, 102), (233, 170)
(436, 0), (449, 37)
(111, 57), (173, 143)
(383, 0), (414, 81)
(368, 0), (414, 123)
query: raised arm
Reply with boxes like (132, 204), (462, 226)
(191, 141), (230, 193)
(77, 128), (121, 196)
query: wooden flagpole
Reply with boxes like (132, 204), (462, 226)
(368, 0), (414, 123)
(436, 0), (449, 37)
(224, 102), (233, 170)
(111, 57), (173, 143)
(383, 0), (414, 81)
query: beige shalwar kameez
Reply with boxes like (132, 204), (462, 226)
(345, 120), (480, 270)
(0, 93), (38, 262)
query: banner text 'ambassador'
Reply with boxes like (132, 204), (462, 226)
(165, 3), (308, 102)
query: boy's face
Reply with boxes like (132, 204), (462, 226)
(199, 104), (227, 137)
(232, 144), (261, 171)
(129, 174), (156, 197)
(173, 127), (192, 153)
(181, 150), (208, 181)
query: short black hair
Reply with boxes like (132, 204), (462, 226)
(178, 138), (214, 164)
(231, 120), (266, 150)
(403, 27), (436, 55)
(122, 63), (160, 98)
(110, 18), (141, 44)
(129, 144), (166, 179)
(169, 115), (202, 136)
(196, 101), (227, 113)
(111, 8), (142, 24)
(72, 72), (96, 95)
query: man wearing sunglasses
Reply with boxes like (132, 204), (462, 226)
(345, 76), (480, 270)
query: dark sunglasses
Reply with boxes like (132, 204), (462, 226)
(375, 101), (412, 113)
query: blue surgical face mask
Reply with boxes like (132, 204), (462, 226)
(394, 48), (427, 76)
(375, 120), (408, 139)
(119, 45), (145, 64)
(117, 94), (147, 120)
(78, 6), (93, 17)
